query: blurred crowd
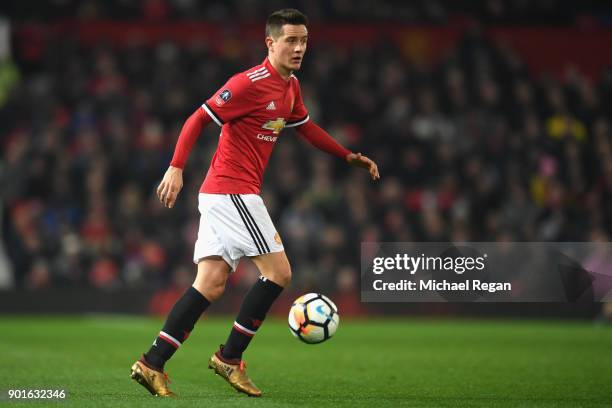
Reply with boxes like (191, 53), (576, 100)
(4, 0), (612, 26)
(1, 20), (612, 294)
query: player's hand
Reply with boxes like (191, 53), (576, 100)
(157, 166), (184, 209)
(346, 153), (380, 181)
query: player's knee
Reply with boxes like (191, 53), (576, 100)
(202, 282), (225, 301)
(193, 258), (230, 301)
(274, 264), (292, 287)
(194, 277), (225, 301)
(253, 252), (292, 287)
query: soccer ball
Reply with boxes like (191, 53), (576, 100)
(288, 293), (339, 344)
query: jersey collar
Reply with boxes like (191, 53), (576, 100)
(264, 58), (291, 84)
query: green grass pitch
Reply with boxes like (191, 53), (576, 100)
(0, 316), (611, 407)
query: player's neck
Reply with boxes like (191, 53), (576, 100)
(267, 57), (292, 81)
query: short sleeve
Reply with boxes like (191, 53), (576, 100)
(202, 74), (255, 126)
(285, 79), (310, 128)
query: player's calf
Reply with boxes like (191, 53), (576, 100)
(221, 275), (284, 360)
(143, 286), (211, 370)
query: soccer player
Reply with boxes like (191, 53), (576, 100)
(130, 8), (379, 397)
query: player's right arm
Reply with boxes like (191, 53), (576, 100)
(157, 73), (255, 208)
(157, 108), (212, 208)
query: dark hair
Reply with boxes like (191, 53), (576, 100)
(265, 9), (308, 38)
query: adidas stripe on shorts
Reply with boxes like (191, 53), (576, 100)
(193, 193), (284, 271)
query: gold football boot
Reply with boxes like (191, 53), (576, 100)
(208, 348), (262, 397)
(130, 358), (176, 397)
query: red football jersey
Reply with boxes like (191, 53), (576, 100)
(200, 58), (309, 194)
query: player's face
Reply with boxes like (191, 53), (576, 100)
(268, 24), (308, 75)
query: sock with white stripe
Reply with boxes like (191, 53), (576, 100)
(221, 276), (284, 361)
(143, 286), (210, 371)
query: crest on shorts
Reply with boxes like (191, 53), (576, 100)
(274, 232), (282, 244)
(215, 89), (232, 106)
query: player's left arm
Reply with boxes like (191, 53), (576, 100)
(290, 79), (379, 180)
(295, 121), (380, 181)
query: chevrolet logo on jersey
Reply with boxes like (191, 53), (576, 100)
(262, 118), (286, 134)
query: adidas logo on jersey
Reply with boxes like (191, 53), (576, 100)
(266, 101), (276, 110)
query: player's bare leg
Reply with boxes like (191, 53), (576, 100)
(251, 250), (292, 287)
(192, 256), (231, 301)
(131, 256), (230, 397)
(209, 251), (290, 397)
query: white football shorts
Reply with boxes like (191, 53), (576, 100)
(193, 193), (284, 271)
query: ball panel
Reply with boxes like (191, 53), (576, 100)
(319, 294), (338, 312)
(295, 293), (319, 305)
(299, 324), (325, 344)
(306, 299), (332, 325)
(327, 314), (339, 337)
(288, 307), (301, 331)
(290, 304), (306, 327)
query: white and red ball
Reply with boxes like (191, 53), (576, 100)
(288, 293), (339, 344)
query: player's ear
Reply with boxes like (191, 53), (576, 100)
(265, 36), (274, 52)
